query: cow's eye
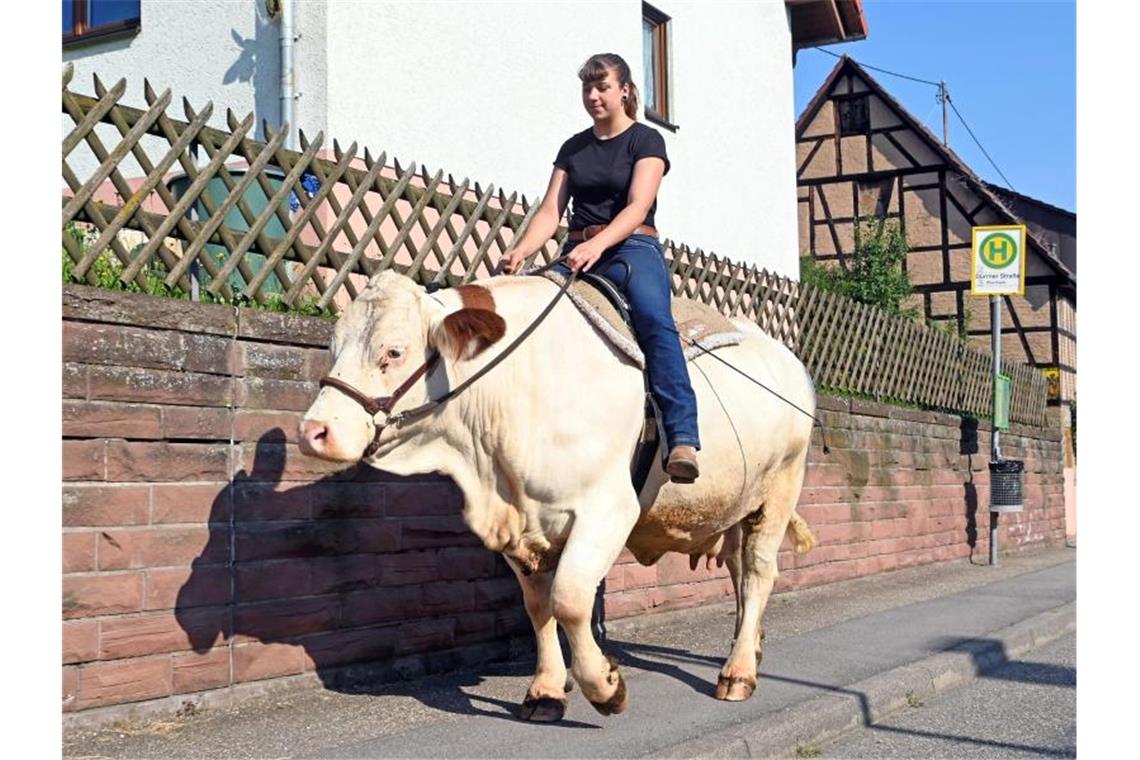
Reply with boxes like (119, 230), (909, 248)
(386, 348), (404, 360)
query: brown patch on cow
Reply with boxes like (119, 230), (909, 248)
(439, 309), (506, 360)
(588, 656), (628, 716)
(456, 284), (496, 313)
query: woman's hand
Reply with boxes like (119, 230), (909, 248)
(565, 240), (605, 272)
(499, 248), (527, 275)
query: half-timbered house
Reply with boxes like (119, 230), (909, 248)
(795, 56), (1076, 409)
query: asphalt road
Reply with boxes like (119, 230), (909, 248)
(818, 631), (1076, 758)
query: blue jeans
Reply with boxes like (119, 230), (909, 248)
(553, 234), (700, 451)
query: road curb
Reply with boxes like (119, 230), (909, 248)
(657, 601), (1076, 759)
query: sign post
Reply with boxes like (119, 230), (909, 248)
(970, 225), (1026, 566)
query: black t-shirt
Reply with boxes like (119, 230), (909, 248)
(553, 122), (670, 232)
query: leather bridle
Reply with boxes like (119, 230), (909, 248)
(316, 258), (578, 461)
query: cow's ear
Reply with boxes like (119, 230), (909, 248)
(430, 308), (506, 361)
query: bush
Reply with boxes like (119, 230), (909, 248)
(801, 216), (917, 320)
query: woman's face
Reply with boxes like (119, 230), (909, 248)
(581, 67), (628, 121)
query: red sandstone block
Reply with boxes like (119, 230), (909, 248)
(99, 608), (228, 659)
(235, 560), (314, 602)
(236, 308), (333, 347)
(233, 641), (306, 683)
(87, 365), (232, 407)
(300, 626), (399, 669)
(76, 655), (172, 710)
(304, 347), (333, 381)
(606, 589), (651, 620)
(63, 665), (79, 712)
(421, 581), (475, 616)
(649, 583), (701, 613)
(97, 526), (221, 571)
(233, 410), (303, 444)
(236, 342), (309, 381)
(305, 482), (388, 520)
(437, 547), (498, 581)
(310, 554), (384, 596)
(231, 442), (348, 481)
(401, 515), (479, 550)
(151, 483), (230, 525)
(235, 376), (318, 412)
(233, 597), (340, 642)
(63, 362), (87, 399)
(235, 519), (399, 562)
(145, 565), (231, 610)
(622, 563), (659, 590)
(378, 549), (440, 592)
(64, 440), (105, 481)
(63, 573), (144, 619)
(473, 577), (521, 611)
(105, 441), (232, 482)
(384, 480), (462, 517)
(161, 405), (232, 440)
(396, 618), (455, 656)
(455, 611), (497, 645)
(233, 481), (311, 522)
(63, 531), (97, 573)
(63, 621), (99, 664)
(804, 463), (850, 488)
(63, 400), (162, 439)
(340, 585), (424, 628)
(173, 647), (231, 694)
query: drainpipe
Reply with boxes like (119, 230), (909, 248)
(280, 0), (296, 149)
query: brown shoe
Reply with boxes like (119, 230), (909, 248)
(666, 446), (699, 484)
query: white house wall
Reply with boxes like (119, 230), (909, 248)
(63, 0), (799, 277)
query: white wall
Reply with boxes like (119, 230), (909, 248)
(63, 0), (287, 179)
(63, 0), (799, 277)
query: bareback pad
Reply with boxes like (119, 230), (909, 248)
(534, 269), (745, 494)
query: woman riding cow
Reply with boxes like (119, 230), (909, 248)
(499, 53), (701, 483)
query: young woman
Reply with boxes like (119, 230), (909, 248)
(499, 53), (700, 482)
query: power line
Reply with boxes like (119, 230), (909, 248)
(946, 95), (1016, 191)
(815, 47), (941, 87)
(813, 48), (1016, 191)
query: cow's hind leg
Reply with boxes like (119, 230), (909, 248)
(550, 489), (640, 716)
(506, 559), (571, 722)
(716, 458), (807, 701)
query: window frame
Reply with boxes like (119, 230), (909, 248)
(642, 2), (677, 131)
(835, 94), (870, 137)
(63, 0), (142, 47)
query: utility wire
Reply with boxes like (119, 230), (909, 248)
(814, 48), (1017, 190)
(946, 95), (1016, 191)
(815, 47), (941, 87)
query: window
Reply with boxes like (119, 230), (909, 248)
(63, 1), (141, 45)
(837, 95), (869, 136)
(642, 3), (674, 128)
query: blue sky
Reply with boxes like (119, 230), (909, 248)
(792, 0), (1076, 212)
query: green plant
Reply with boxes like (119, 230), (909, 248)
(905, 690), (925, 708)
(800, 216), (914, 318)
(795, 743), (822, 758)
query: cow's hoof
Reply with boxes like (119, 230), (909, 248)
(520, 695), (568, 722)
(588, 656), (628, 716)
(714, 674), (757, 701)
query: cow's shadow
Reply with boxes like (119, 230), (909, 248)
(175, 429), (601, 727)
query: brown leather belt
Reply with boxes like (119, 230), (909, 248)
(567, 224), (658, 243)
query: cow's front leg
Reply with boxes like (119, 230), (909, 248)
(550, 491), (640, 716)
(505, 558), (570, 722)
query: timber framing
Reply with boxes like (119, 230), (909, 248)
(795, 55), (1077, 406)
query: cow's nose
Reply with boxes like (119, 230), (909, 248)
(299, 419), (330, 457)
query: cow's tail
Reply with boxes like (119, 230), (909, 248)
(787, 509), (817, 554)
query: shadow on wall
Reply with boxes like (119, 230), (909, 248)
(173, 428), (548, 722)
(960, 416), (980, 561)
(223, 2), (281, 141)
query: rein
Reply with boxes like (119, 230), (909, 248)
(319, 257), (577, 459)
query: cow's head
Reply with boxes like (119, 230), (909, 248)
(298, 270), (506, 462)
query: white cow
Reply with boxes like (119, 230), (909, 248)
(299, 269), (817, 721)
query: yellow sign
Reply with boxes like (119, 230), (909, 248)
(1042, 367), (1060, 400)
(971, 225), (1026, 296)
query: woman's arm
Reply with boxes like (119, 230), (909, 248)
(499, 168), (571, 273)
(565, 156), (666, 272)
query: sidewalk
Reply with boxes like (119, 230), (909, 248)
(64, 546), (1075, 759)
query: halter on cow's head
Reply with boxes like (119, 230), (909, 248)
(299, 270), (506, 462)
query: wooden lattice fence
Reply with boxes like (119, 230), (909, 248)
(60, 66), (1047, 426)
